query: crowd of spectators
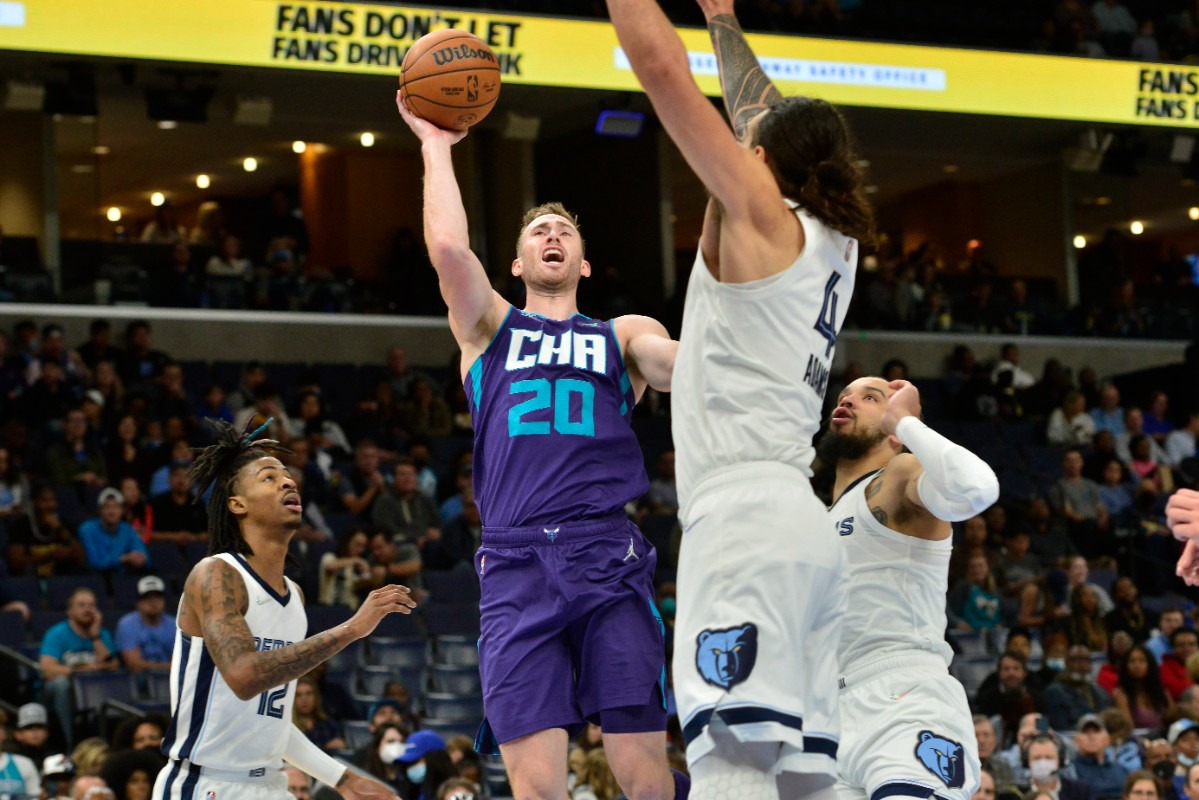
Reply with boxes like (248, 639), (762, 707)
(0, 310), (1192, 798)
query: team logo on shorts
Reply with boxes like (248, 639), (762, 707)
(914, 730), (965, 789)
(695, 623), (758, 690)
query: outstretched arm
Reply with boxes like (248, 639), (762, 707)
(879, 381), (1000, 527)
(697, 0), (783, 137)
(187, 558), (415, 701)
(395, 93), (506, 349)
(1170, 489), (1199, 585)
(616, 315), (677, 393)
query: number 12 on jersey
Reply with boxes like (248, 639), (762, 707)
(509, 378), (596, 437)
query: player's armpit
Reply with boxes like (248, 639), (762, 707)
(193, 558), (351, 701)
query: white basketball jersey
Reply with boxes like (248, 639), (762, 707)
(673, 205), (857, 513)
(829, 471), (954, 675)
(162, 552), (307, 772)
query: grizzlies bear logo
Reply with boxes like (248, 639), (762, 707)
(915, 730), (965, 789)
(695, 624), (758, 690)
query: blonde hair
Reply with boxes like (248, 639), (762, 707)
(575, 748), (621, 800)
(515, 202), (584, 258)
(71, 737), (110, 776)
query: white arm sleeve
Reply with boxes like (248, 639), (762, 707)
(284, 724), (347, 789)
(896, 416), (1000, 522)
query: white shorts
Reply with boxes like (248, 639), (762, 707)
(833, 653), (980, 800)
(674, 462), (846, 778)
(154, 760), (290, 800)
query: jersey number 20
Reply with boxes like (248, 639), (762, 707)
(509, 378), (595, 437)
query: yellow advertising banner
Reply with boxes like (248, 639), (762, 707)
(0, 0), (1195, 128)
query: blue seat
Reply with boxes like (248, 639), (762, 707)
(418, 718), (479, 740)
(141, 670), (172, 703)
(433, 635), (479, 668)
(366, 638), (428, 669)
(430, 664), (481, 695)
(423, 570), (480, 604)
(5, 576), (42, 610)
(30, 609), (64, 639)
(0, 610), (27, 647)
(423, 604), (480, 638)
(422, 692), (483, 722)
(306, 604), (354, 638)
(357, 665), (397, 696)
(344, 720), (372, 750)
(72, 670), (136, 712)
(323, 513), (360, 539)
(146, 543), (185, 579)
(374, 612), (425, 640)
(111, 575), (142, 611)
(46, 575), (107, 610)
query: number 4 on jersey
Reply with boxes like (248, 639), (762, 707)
(814, 273), (841, 359)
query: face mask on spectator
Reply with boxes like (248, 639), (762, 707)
(1153, 760), (1176, 780)
(1029, 758), (1058, 782)
(380, 741), (404, 763)
(1181, 754), (1197, 768)
(1046, 658), (1065, 671)
(407, 762), (427, 784)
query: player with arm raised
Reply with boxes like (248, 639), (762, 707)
(822, 378), (999, 800)
(154, 419), (415, 800)
(394, 93), (684, 800)
(606, 0), (875, 796)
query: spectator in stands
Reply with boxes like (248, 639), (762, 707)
(1141, 739), (1176, 791)
(1001, 279), (1041, 336)
(11, 704), (51, 768)
(1092, 0), (1137, 51)
(348, 380), (404, 455)
(150, 243), (202, 309)
(372, 460), (440, 547)
(195, 384), (232, 428)
(1162, 628), (1199, 701)
(285, 437), (328, 509)
(40, 751), (74, 799)
(1149, 609), (1187, 664)
(1066, 556), (1116, 615)
(399, 379), (451, 439)
(139, 201), (186, 245)
(992, 710), (1044, 778)
(79, 487), (149, 576)
(260, 245), (303, 311)
(971, 768), (994, 800)
(293, 675), (345, 752)
(97, 748), (163, 800)
(1027, 733), (1089, 800)
(287, 390), (351, 456)
(76, 321), (122, 373)
(319, 527), (372, 608)
(991, 343), (1036, 391)
(204, 235), (252, 309)
(364, 722), (409, 791)
(1101, 707), (1144, 773)
(1107, 578), (1157, 641)
(0, 707), (42, 796)
(385, 345), (432, 403)
(284, 766), (311, 800)
(226, 362), (265, 414)
(148, 464), (205, 544)
(396, 730), (453, 800)
(118, 322), (169, 388)
(1018, 576), (1064, 632)
(1181, 762), (1199, 799)
(39, 588), (117, 747)
(438, 462), (473, 526)
(259, 187), (310, 262)
(232, 385), (290, 445)
(70, 774), (112, 799)
(1092, 383), (1126, 436)
(1050, 449), (1111, 559)
(351, 700), (409, 768)
(427, 498), (481, 572)
(1045, 647), (1113, 729)
(571, 746), (621, 800)
(1180, 685), (1199, 721)
(150, 363), (194, 429)
(105, 416), (152, 488)
(1131, 19), (1161, 61)
(34, 325), (88, 388)
(976, 652), (1043, 737)
(1166, 412), (1199, 470)
(44, 412), (106, 501)
(110, 714), (168, 752)
(25, 362), (79, 432)
(1067, 585), (1111, 652)
(1130, 435), (1170, 493)
(1124, 770), (1163, 800)
(1039, 633), (1072, 688)
(189, 200), (226, 247)
(974, 714), (1016, 785)
(1114, 644), (1175, 731)
(341, 439), (387, 519)
(1119, 408), (1169, 466)
(952, 516), (996, 587)
(367, 530), (422, 587)
(1100, 459), (1136, 521)
(404, 441), (438, 502)
(1145, 391), (1175, 442)
(646, 449), (678, 515)
(114, 575), (172, 675)
(1065, 712), (1130, 795)
(948, 553), (1002, 630)
(1172, 719), (1199, 778)
(6, 484), (85, 576)
(1048, 391), (1097, 447)
(89, 361), (123, 426)
(437, 778), (479, 800)
(0, 444), (28, 524)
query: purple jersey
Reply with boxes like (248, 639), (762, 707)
(464, 307), (649, 528)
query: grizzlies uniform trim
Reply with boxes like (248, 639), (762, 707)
(871, 783), (953, 800)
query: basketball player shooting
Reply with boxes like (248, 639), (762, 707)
(823, 379), (998, 800)
(607, 0), (874, 797)
(394, 95), (686, 800)
(153, 420), (415, 800)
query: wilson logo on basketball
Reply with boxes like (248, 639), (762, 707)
(431, 44), (499, 67)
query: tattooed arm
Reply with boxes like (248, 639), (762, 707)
(698, 0), (783, 138)
(186, 558), (414, 701)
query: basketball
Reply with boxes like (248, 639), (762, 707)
(399, 29), (502, 131)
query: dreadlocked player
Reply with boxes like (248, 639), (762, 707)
(154, 419), (416, 800)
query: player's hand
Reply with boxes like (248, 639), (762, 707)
(396, 91), (468, 146)
(695, 0), (735, 21)
(338, 774), (401, 800)
(1178, 539), (1199, 586)
(1168, 489), (1199, 541)
(880, 380), (921, 437)
(346, 584), (417, 640)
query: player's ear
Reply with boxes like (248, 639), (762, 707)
(227, 492), (247, 517)
(752, 144), (767, 163)
(580, 259), (591, 279)
(511, 257), (523, 277)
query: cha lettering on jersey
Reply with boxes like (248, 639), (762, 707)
(505, 329), (607, 374)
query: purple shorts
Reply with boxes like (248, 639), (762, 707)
(473, 512), (667, 747)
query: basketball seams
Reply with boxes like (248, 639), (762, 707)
(401, 32), (494, 75)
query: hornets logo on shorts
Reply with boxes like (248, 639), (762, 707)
(695, 623), (758, 690)
(914, 730), (965, 789)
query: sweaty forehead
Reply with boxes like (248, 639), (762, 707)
(841, 377), (891, 400)
(525, 214), (577, 234)
(246, 455), (284, 474)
